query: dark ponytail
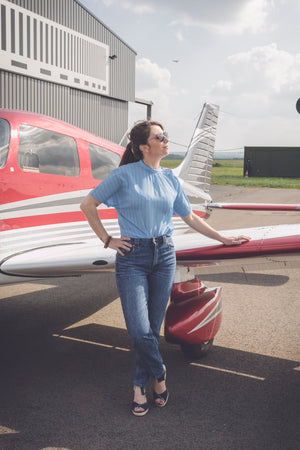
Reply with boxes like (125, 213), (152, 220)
(119, 120), (163, 166)
(120, 142), (143, 166)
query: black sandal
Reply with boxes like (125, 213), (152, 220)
(132, 386), (149, 417)
(153, 364), (169, 407)
(153, 388), (169, 408)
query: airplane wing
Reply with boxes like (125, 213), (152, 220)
(175, 224), (300, 272)
(1, 104), (300, 285)
(209, 203), (300, 211)
(2, 223), (300, 283)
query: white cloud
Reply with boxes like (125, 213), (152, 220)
(169, 0), (273, 35)
(209, 44), (300, 110)
(175, 30), (184, 42)
(101, 0), (273, 34)
(210, 80), (233, 95)
(208, 44), (300, 147)
(102, 0), (154, 14)
(238, 0), (273, 34)
(227, 44), (300, 94)
(136, 58), (171, 91)
(135, 58), (172, 120)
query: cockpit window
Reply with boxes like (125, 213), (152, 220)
(0, 118), (10, 168)
(88, 143), (120, 180)
(17, 124), (80, 177)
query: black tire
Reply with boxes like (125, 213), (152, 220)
(180, 339), (214, 359)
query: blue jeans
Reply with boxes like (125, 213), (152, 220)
(115, 235), (176, 388)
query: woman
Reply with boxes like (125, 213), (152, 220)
(80, 120), (250, 416)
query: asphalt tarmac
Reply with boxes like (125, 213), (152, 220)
(0, 186), (299, 450)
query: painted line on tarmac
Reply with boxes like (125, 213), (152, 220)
(0, 426), (19, 435)
(190, 362), (265, 381)
(53, 333), (131, 352)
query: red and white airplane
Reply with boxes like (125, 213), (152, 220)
(1, 103), (299, 357)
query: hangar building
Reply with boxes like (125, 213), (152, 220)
(0, 0), (144, 144)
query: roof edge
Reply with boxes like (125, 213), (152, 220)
(75, 0), (137, 55)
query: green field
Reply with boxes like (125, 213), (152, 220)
(161, 158), (300, 189)
(161, 159), (182, 169)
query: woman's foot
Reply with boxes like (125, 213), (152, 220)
(153, 365), (169, 407)
(132, 386), (149, 416)
(153, 387), (169, 407)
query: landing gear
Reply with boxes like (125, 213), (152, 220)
(164, 266), (222, 359)
(180, 339), (214, 359)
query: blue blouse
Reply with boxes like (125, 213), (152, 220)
(90, 160), (192, 238)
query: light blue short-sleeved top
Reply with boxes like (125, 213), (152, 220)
(90, 160), (192, 238)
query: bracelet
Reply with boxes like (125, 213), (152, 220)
(104, 235), (112, 249)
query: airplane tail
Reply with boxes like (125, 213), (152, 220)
(173, 103), (219, 201)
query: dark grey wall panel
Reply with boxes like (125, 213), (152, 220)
(244, 146), (300, 178)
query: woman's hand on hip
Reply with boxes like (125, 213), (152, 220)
(107, 237), (132, 255)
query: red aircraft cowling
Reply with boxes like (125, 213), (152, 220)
(164, 277), (222, 346)
(169, 277), (207, 303)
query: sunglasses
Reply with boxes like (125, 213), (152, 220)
(152, 131), (169, 142)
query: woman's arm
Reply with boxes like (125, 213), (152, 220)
(80, 194), (131, 255)
(181, 212), (251, 246)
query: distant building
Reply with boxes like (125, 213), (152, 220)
(0, 0), (149, 143)
(244, 147), (300, 178)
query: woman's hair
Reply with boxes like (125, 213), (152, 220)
(119, 120), (163, 166)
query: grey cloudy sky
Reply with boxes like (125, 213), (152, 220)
(80, 0), (300, 153)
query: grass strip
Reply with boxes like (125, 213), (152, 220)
(161, 159), (300, 189)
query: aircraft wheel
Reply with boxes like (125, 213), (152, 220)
(180, 339), (214, 359)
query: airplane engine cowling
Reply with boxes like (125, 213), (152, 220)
(164, 278), (222, 345)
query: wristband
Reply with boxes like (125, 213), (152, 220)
(104, 235), (112, 249)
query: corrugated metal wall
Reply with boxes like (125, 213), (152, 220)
(0, 70), (128, 143)
(6, 0), (136, 101)
(0, 0), (136, 142)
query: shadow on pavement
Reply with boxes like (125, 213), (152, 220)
(0, 319), (299, 450)
(0, 273), (118, 339)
